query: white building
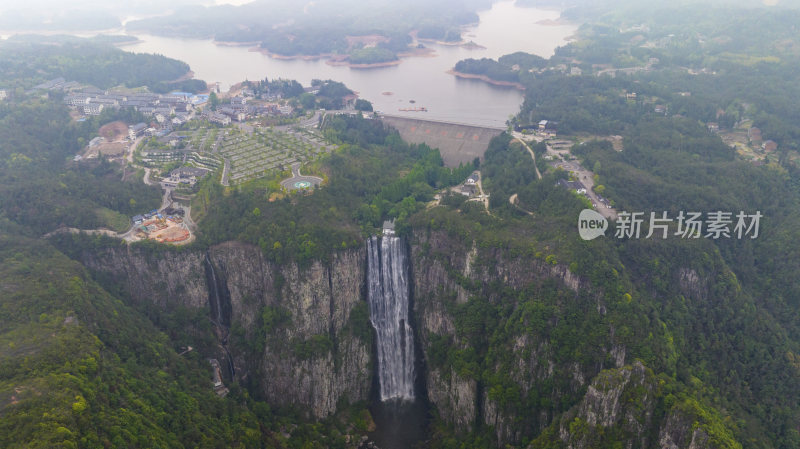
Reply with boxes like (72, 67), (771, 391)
(83, 103), (104, 116)
(382, 220), (395, 236)
(208, 113), (231, 126)
(128, 123), (147, 140)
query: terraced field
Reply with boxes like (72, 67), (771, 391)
(218, 127), (335, 184)
(173, 127), (218, 152)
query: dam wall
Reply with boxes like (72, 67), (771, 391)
(379, 114), (505, 167)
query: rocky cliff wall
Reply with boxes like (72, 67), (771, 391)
(409, 228), (619, 444)
(76, 232), (739, 448)
(79, 242), (371, 419)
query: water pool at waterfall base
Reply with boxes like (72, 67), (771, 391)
(365, 234), (430, 448)
(369, 398), (430, 449)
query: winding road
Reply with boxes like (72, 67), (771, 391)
(511, 133), (542, 180)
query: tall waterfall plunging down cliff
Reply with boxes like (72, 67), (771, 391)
(367, 235), (415, 402)
(205, 252), (224, 327)
(204, 252), (235, 377)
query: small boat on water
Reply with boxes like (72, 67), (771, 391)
(398, 107), (428, 112)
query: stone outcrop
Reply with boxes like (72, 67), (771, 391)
(552, 362), (724, 449)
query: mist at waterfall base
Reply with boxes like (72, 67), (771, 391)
(366, 236), (430, 449)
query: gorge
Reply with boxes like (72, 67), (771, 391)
(64, 224), (724, 448)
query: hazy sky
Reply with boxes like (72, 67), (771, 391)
(0, 0), (253, 16)
(0, 0), (789, 31)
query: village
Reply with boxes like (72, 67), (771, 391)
(29, 75), (780, 238)
(25, 75), (345, 245)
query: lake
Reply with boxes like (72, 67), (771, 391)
(121, 1), (576, 128)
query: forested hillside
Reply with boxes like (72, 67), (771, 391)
(0, 36), (190, 91)
(4, 4), (800, 448)
(0, 100), (161, 235)
(0, 39), (375, 448)
(126, 0), (493, 61)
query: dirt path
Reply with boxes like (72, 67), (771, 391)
(511, 134), (542, 180)
(43, 227), (121, 239)
(509, 193), (534, 215)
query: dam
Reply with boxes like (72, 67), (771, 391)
(379, 114), (505, 167)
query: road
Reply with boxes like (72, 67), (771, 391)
(466, 171), (491, 214)
(221, 158), (231, 186)
(299, 110), (323, 128)
(181, 204), (197, 231)
(159, 187), (173, 210)
(507, 132), (540, 215)
(551, 155), (617, 220)
(514, 131), (617, 220)
(142, 167), (158, 186)
(126, 136), (142, 164)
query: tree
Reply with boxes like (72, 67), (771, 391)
(209, 92), (219, 111)
(354, 99), (373, 112)
(299, 93), (317, 110)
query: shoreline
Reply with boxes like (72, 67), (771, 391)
(399, 46), (437, 58)
(416, 37), (486, 50)
(535, 17), (572, 26)
(251, 45), (437, 68)
(326, 58), (403, 69)
(213, 40), (261, 47)
(446, 69), (526, 90)
(249, 47), (333, 60)
(109, 36), (143, 46)
(169, 70), (195, 83)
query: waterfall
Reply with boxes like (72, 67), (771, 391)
(205, 252), (224, 326)
(204, 253), (234, 377)
(367, 235), (415, 402)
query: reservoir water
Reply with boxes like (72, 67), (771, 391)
(120, 1), (576, 127)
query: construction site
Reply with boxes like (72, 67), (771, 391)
(133, 213), (191, 244)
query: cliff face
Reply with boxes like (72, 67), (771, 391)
(78, 229), (603, 436)
(81, 245), (209, 309)
(549, 362), (727, 449)
(79, 242), (371, 419)
(409, 228), (612, 444)
(76, 231), (740, 448)
(554, 361), (657, 449)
